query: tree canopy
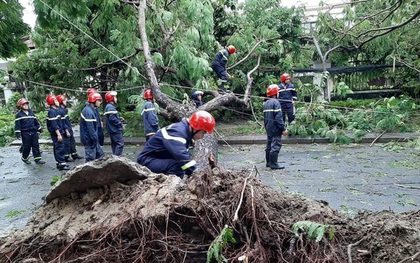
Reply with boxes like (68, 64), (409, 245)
(10, 0), (305, 115)
(0, 0), (30, 59)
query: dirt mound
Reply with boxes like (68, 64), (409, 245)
(0, 157), (419, 263)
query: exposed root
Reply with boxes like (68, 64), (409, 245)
(1, 168), (419, 263)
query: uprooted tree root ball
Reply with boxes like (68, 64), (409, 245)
(0, 157), (419, 263)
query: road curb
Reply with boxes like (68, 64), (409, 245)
(9, 133), (420, 146)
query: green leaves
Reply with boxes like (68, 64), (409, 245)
(292, 220), (334, 242)
(0, 0), (30, 58)
(207, 225), (236, 263)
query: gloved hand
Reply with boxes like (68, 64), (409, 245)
(15, 132), (21, 140)
(38, 128), (43, 133)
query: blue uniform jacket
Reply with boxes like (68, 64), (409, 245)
(278, 83), (297, 108)
(104, 102), (123, 134)
(141, 100), (159, 135)
(211, 48), (229, 69)
(47, 107), (64, 135)
(57, 107), (71, 133)
(14, 109), (41, 133)
(138, 119), (196, 171)
(263, 98), (285, 137)
(80, 104), (99, 146)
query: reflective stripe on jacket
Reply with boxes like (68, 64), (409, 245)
(263, 98), (285, 137)
(104, 102), (123, 134)
(138, 119), (195, 171)
(14, 110), (41, 133)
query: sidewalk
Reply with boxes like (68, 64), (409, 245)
(9, 124), (420, 146)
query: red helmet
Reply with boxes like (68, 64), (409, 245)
(105, 91), (117, 102)
(188, 110), (215, 134)
(87, 87), (97, 96)
(227, 45), (236, 54)
(17, 98), (29, 107)
(266, 84), (279, 97)
(56, 94), (66, 104)
(45, 94), (57, 105)
(88, 92), (102, 103)
(280, 73), (291, 83)
(143, 89), (152, 99)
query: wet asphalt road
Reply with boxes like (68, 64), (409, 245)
(1, 143), (419, 237)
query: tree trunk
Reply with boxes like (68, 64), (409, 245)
(192, 133), (218, 168)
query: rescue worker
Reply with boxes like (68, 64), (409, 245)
(104, 91), (124, 156)
(211, 45), (236, 93)
(278, 73), (298, 124)
(141, 88), (159, 141)
(191, 90), (204, 108)
(56, 94), (83, 161)
(46, 94), (70, 170)
(264, 84), (288, 170)
(80, 92), (104, 162)
(86, 87), (104, 146)
(14, 98), (45, 165)
(137, 110), (215, 178)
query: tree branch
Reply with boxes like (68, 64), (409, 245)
(345, 0), (402, 35)
(356, 8), (420, 39)
(227, 36), (282, 70)
(77, 47), (142, 71)
(244, 55), (261, 105)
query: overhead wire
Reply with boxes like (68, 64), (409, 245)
(19, 0), (420, 151)
(23, 0), (418, 117)
(37, 0), (146, 80)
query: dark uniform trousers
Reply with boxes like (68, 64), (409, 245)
(21, 130), (42, 162)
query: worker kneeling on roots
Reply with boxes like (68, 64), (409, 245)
(137, 110), (215, 178)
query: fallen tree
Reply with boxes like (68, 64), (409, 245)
(0, 156), (419, 262)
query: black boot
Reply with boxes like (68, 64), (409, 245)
(72, 154), (84, 160)
(57, 163), (70, 170)
(269, 152), (284, 170)
(65, 157), (74, 162)
(21, 158), (31, 164)
(265, 151), (270, 167)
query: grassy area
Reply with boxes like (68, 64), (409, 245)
(215, 120), (265, 136)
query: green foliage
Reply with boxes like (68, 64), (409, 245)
(292, 220), (334, 242)
(50, 175), (61, 186)
(0, 105), (15, 146)
(0, 0), (30, 58)
(207, 225), (236, 263)
(5, 92), (22, 113)
(5, 209), (25, 218)
(315, 0), (419, 96)
(331, 82), (352, 99)
(288, 103), (349, 143)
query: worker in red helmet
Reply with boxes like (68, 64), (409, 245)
(14, 98), (45, 165)
(104, 91), (124, 156)
(86, 87), (104, 146)
(211, 44), (236, 93)
(141, 88), (159, 141)
(80, 92), (104, 162)
(137, 110), (215, 178)
(46, 94), (70, 170)
(263, 84), (288, 169)
(56, 94), (83, 161)
(278, 73), (298, 124)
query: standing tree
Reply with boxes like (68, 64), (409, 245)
(0, 0), (30, 59)
(306, 0), (420, 98)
